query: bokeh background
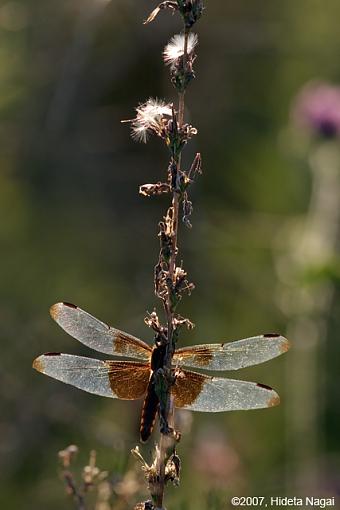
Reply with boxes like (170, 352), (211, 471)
(1, 0), (340, 508)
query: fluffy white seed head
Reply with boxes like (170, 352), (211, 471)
(163, 33), (198, 65)
(131, 98), (172, 143)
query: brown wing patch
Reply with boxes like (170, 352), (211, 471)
(172, 369), (206, 408)
(173, 347), (213, 368)
(114, 332), (152, 359)
(105, 361), (151, 400)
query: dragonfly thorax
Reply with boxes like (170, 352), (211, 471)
(151, 343), (167, 372)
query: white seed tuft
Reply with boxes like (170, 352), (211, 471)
(163, 33), (198, 65)
(131, 98), (172, 143)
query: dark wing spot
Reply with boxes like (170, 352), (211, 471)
(257, 383), (280, 407)
(257, 382), (273, 391)
(44, 352), (62, 356)
(263, 333), (280, 338)
(63, 302), (78, 309)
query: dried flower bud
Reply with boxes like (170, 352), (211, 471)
(165, 453), (181, 485)
(154, 262), (167, 299)
(179, 172), (191, 192)
(167, 121), (198, 158)
(182, 194), (193, 228)
(158, 220), (172, 262)
(144, 311), (167, 342)
(163, 33), (198, 92)
(173, 314), (194, 330)
(68, 445), (79, 454)
(139, 182), (171, 197)
(82, 449), (104, 487)
(174, 266), (186, 280)
(144, 310), (159, 328)
(134, 501), (154, 510)
(177, 0), (204, 28)
(184, 124), (198, 138)
(58, 444), (79, 468)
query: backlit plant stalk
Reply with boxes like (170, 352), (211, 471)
(126, 2), (204, 508)
(278, 82), (340, 494)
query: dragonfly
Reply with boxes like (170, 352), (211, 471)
(33, 302), (290, 442)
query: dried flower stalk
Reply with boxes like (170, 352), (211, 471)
(58, 445), (111, 510)
(125, 2), (203, 508)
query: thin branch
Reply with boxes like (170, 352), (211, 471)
(62, 470), (87, 510)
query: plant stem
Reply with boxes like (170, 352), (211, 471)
(63, 471), (86, 510)
(177, 29), (189, 126)
(154, 28), (190, 510)
(165, 27), (190, 359)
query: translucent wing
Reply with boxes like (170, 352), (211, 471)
(32, 353), (150, 400)
(173, 334), (290, 371)
(172, 369), (280, 412)
(50, 302), (152, 360)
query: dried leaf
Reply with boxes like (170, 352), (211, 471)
(144, 1), (178, 24)
(144, 6), (161, 24)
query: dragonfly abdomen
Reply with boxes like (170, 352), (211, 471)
(140, 375), (159, 442)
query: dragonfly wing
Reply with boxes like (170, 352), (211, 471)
(33, 354), (150, 400)
(50, 302), (152, 360)
(173, 334), (290, 371)
(172, 369), (280, 412)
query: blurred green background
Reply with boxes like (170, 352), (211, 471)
(1, 0), (340, 508)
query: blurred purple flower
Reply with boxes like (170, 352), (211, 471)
(292, 81), (340, 138)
